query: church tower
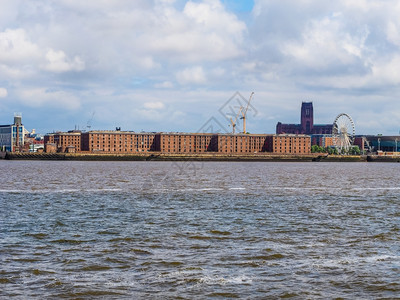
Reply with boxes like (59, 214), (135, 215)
(301, 102), (313, 134)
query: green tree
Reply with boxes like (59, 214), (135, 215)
(311, 145), (319, 153)
(312, 145), (327, 153)
(327, 147), (339, 155)
(349, 146), (361, 155)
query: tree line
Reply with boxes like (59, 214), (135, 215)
(311, 145), (361, 155)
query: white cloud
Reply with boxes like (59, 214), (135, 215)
(135, 56), (159, 70)
(176, 66), (207, 85)
(0, 28), (42, 79)
(18, 88), (81, 110)
(0, 28), (41, 64)
(141, 0), (246, 62)
(371, 55), (400, 85)
(143, 101), (165, 110)
(154, 81), (174, 89)
(0, 88), (7, 98)
(0, 64), (36, 79)
(1, 0), (400, 135)
(0, 1), (22, 28)
(211, 67), (225, 77)
(0, 28), (85, 79)
(282, 15), (369, 71)
(387, 21), (400, 47)
(43, 49), (85, 73)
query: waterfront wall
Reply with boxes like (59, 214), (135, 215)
(366, 155), (400, 162)
(5, 152), (318, 161)
(3, 152), (382, 162)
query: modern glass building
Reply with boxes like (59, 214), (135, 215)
(365, 135), (400, 152)
(0, 115), (25, 152)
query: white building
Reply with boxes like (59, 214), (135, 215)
(0, 115), (25, 152)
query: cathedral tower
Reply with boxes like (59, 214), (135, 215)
(301, 102), (313, 134)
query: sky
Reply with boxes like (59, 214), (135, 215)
(1, 0), (400, 135)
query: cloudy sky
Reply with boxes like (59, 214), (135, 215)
(1, 0), (400, 135)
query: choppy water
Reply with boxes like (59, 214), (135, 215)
(0, 160), (399, 299)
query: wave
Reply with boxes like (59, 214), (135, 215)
(0, 188), (123, 194)
(264, 187), (400, 191)
(145, 187), (245, 193)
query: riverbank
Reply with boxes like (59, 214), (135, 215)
(366, 155), (400, 162)
(3, 152), (399, 162)
(0, 151), (368, 162)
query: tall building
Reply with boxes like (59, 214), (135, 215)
(276, 102), (332, 135)
(301, 102), (313, 133)
(0, 114), (25, 152)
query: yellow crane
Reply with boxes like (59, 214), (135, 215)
(229, 108), (242, 134)
(240, 92), (254, 134)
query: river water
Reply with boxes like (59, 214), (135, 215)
(0, 160), (399, 299)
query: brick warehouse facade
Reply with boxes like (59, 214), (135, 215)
(44, 131), (311, 155)
(81, 131), (157, 153)
(266, 135), (311, 154)
(157, 133), (217, 153)
(217, 134), (269, 153)
(44, 130), (82, 153)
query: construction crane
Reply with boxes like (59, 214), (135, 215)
(86, 111), (95, 131)
(240, 92), (254, 134)
(229, 108), (242, 134)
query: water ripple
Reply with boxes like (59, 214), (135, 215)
(0, 161), (399, 299)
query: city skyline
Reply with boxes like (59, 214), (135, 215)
(1, 0), (400, 135)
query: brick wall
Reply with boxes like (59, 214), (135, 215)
(45, 130), (311, 155)
(267, 135), (311, 154)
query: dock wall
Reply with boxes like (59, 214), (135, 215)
(1, 152), (378, 162)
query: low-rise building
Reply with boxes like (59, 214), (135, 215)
(44, 130), (311, 155)
(157, 133), (216, 153)
(266, 134), (311, 154)
(353, 136), (366, 152)
(217, 134), (269, 153)
(364, 135), (400, 152)
(44, 130), (82, 152)
(81, 131), (157, 153)
(45, 143), (57, 153)
(311, 135), (334, 148)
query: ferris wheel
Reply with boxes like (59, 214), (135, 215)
(332, 113), (355, 153)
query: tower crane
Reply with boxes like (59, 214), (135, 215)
(86, 111), (95, 131)
(229, 108), (242, 134)
(240, 92), (254, 134)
